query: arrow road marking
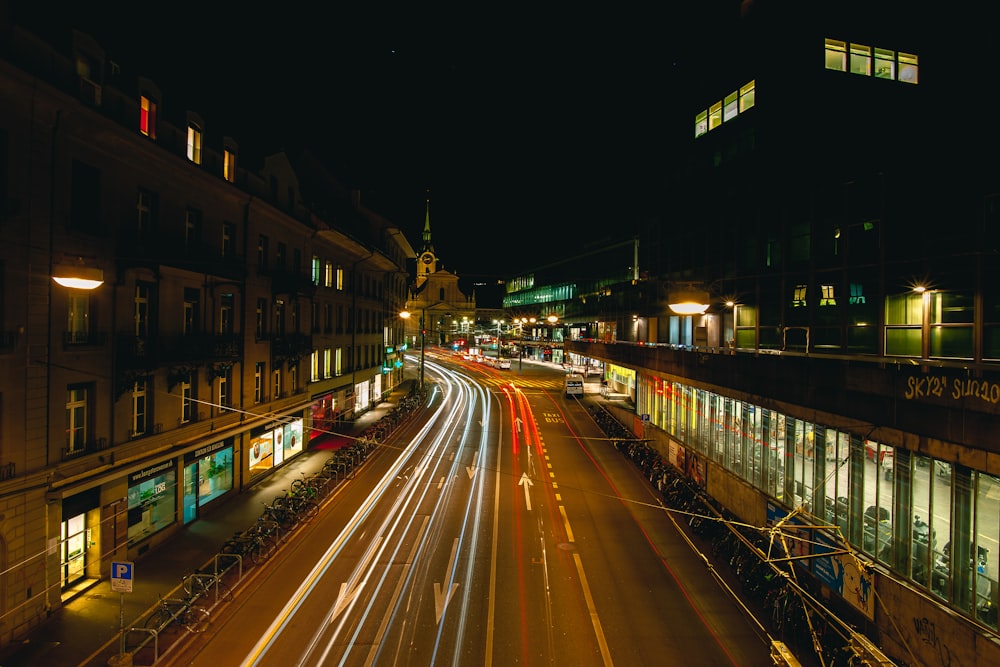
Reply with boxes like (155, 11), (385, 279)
(519, 473), (533, 511)
(434, 538), (460, 622)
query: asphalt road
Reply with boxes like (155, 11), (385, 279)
(158, 351), (775, 667)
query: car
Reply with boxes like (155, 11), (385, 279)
(498, 359), (511, 369)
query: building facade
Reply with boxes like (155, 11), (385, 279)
(557, 2), (1000, 665)
(0, 20), (413, 646)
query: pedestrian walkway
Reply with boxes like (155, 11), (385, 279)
(0, 380), (416, 667)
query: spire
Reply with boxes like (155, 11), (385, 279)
(421, 191), (433, 253)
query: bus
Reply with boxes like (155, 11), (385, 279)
(564, 373), (584, 397)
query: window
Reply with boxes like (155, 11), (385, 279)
(274, 300), (285, 336)
(132, 380), (148, 437)
(180, 375), (194, 423)
(222, 222), (236, 258)
(273, 369), (282, 400)
(258, 235), (269, 273)
(324, 261), (333, 288)
(335, 348), (343, 376)
(134, 283), (150, 337)
(824, 38), (847, 71)
(310, 350), (319, 382)
(223, 144), (236, 182)
(324, 348), (332, 378)
(136, 189), (155, 239)
(874, 47), (895, 79)
(289, 364), (298, 394)
(792, 285), (807, 308)
(694, 110), (708, 138)
(291, 300), (300, 333)
(929, 291), (974, 358)
(337, 267), (345, 291)
(898, 51), (919, 83)
(850, 43), (872, 76)
(312, 255), (321, 285)
(254, 362), (265, 404)
(140, 95), (157, 138)
(819, 284), (836, 306)
(185, 208), (202, 249)
(739, 80), (755, 112)
(220, 293), (234, 334)
(324, 303), (333, 333)
(256, 298), (267, 339)
(218, 368), (231, 409)
(708, 101), (722, 131)
(183, 288), (200, 335)
(723, 90), (738, 122)
(67, 293), (90, 343)
(66, 386), (88, 453)
(186, 122), (202, 164)
(885, 291), (923, 356)
(70, 160), (101, 234)
(276, 242), (286, 271)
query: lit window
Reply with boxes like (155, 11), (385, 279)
(311, 255), (321, 285)
(255, 362), (264, 404)
(223, 146), (236, 182)
(739, 80), (755, 112)
(824, 38), (847, 71)
(310, 350), (319, 382)
(820, 284), (836, 306)
(723, 91), (739, 122)
(849, 43), (872, 76)
(898, 51), (918, 84)
(140, 95), (157, 138)
(181, 376), (193, 423)
(336, 266), (344, 290)
(694, 110), (708, 138)
(849, 283), (866, 305)
(324, 348), (332, 378)
(324, 262), (333, 288)
(67, 294), (90, 344)
(708, 101), (723, 131)
(186, 123), (202, 164)
(792, 285), (807, 308)
(874, 48), (895, 79)
(335, 348), (343, 376)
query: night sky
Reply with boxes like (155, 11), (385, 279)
(9, 4), (709, 282)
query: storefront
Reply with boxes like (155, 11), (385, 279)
(127, 460), (176, 546)
(60, 487), (100, 589)
(182, 438), (234, 524)
(248, 416), (304, 481)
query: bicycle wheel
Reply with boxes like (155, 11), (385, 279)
(181, 605), (210, 633)
(182, 573), (211, 600)
(299, 499), (319, 521)
(144, 605), (175, 630)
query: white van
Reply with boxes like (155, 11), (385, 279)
(564, 373), (584, 397)
(498, 358), (511, 370)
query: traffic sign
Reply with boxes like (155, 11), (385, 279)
(110, 561), (134, 593)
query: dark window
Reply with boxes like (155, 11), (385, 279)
(70, 160), (101, 233)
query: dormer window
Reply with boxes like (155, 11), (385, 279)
(186, 122), (202, 164)
(140, 95), (157, 139)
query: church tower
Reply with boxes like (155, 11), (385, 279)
(416, 196), (437, 285)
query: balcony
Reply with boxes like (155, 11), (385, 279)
(61, 437), (109, 461)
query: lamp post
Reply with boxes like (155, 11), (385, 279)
(399, 309), (425, 389)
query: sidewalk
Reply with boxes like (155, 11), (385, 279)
(0, 380), (416, 667)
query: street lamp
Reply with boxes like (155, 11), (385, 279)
(399, 309), (425, 389)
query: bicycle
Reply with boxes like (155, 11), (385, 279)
(141, 593), (210, 635)
(182, 568), (234, 604)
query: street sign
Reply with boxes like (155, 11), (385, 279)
(110, 561), (134, 593)
(641, 413), (650, 422)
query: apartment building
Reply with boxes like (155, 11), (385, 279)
(0, 20), (413, 645)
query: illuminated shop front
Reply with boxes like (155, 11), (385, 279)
(249, 417), (304, 480)
(182, 438), (234, 524)
(60, 487), (99, 590)
(308, 388), (353, 443)
(127, 460), (176, 545)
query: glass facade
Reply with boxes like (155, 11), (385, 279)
(636, 372), (998, 629)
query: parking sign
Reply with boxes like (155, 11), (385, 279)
(110, 561), (133, 593)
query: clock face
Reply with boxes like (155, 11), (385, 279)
(421, 253), (434, 265)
